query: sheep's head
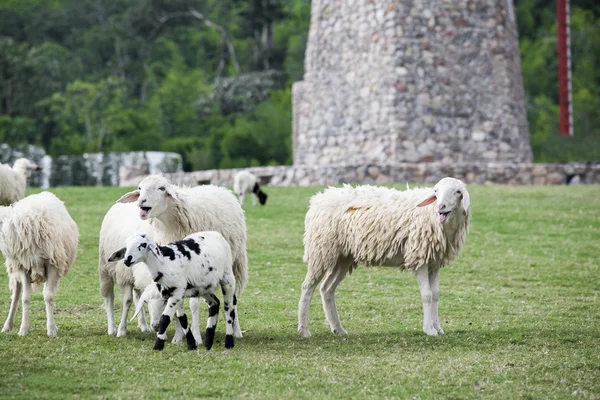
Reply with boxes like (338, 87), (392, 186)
(13, 158), (42, 178)
(416, 177), (470, 224)
(130, 284), (165, 331)
(107, 233), (157, 267)
(116, 174), (179, 220)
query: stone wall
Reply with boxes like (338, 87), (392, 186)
(120, 162), (600, 188)
(293, 0), (532, 166)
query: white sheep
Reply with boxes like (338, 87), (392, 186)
(116, 174), (248, 332)
(233, 170), (268, 207)
(0, 191), (79, 336)
(108, 232), (239, 350)
(298, 177), (471, 337)
(0, 158), (43, 206)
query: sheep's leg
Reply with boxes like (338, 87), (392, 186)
(43, 266), (59, 337)
(134, 290), (151, 333)
(221, 278), (236, 349)
(2, 279), (21, 333)
(101, 276), (116, 335)
(116, 284), (134, 337)
(429, 267), (444, 334)
(251, 193), (257, 207)
(298, 268), (326, 338)
(203, 294), (220, 350)
(154, 292), (183, 351)
(175, 306), (197, 351)
(171, 317), (184, 344)
(18, 272), (31, 336)
(320, 260), (352, 335)
(415, 265), (437, 336)
(189, 297), (203, 345)
(238, 193), (245, 206)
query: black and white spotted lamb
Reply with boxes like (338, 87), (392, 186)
(108, 231), (240, 351)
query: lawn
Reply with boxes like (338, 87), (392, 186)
(0, 183), (599, 399)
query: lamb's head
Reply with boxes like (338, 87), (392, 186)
(116, 174), (180, 220)
(13, 158), (42, 178)
(417, 177), (470, 224)
(108, 233), (158, 267)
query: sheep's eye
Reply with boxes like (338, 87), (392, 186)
(159, 186), (166, 191)
(137, 187), (141, 191)
(456, 190), (462, 195)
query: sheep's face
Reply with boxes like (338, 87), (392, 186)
(13, 158), (42, 178)
(116, 175), (179, 220)
(147, 297), (166, 332)
(417, 177), (470, 224)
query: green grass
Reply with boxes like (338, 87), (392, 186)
(0, 184), (599, 399)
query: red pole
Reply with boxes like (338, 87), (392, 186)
(556, 0), (573, 136)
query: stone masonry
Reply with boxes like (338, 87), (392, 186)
(292, 0), (532, 166)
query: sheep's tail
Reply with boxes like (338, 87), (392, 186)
(232, 253), (248, 295)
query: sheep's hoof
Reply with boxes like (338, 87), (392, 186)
(18, 328), (28, 336)
(171, 335), (184, 344)
(434, 326), (445, 335)
(423, 327), (438, 336)
(332, 327), (348, 335)
(47, 326), (58, 337)
(298, 328), (312, 338)
(1, 324), (12, 333)
(116, 330), (126, 338)
(139, 325), (152, 333)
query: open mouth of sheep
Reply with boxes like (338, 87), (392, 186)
(139, 206), (152, 219)
(438, 211), (450, 223)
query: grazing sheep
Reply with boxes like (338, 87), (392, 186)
(233, 170), (268, 207)
(0, 158), (43, 206)
(116, 174), (248, 332)
(0, 192), (79, 336)
(109, 232), (239, 351)
(298, 177), (471, 338)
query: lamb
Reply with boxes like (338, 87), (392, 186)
(108, 232), (240, 351)
(233, 170), (268, 207)
(99, 202), (202, 342)
(0, 191), (79, 336)
(298, 177), (471, 338)
(116, 174), (248, 331)
(0, 158), (43, 206)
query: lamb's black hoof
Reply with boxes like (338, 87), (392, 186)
(153, 338), (165, 351)
(186, 330), (197, 350)
(225, 334), (234, 349)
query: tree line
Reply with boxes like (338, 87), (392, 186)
(0, 0), (597, 170)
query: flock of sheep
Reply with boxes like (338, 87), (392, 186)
(0, 158), (471, 351)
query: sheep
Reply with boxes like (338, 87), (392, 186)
(116, 174), (248, 333)
(233, 170), (268, 207)
(108, 232), (239, 351)
(99, 202), (199, 342)
(0, 191), (79, 336)
(0, 158), (43, 206)
(298, 177), (471, 338)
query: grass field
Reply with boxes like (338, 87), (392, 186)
(0, 183), (599, 399)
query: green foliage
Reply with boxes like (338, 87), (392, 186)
(0, 184), (599, 398)
(0, 1), (598, 165)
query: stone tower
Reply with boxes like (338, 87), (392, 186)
(292, 0), (532, 166)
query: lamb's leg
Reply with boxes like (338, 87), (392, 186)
(117, 284), (133, 337)
(175, 305), (197, 351)
(232, 295), (242, 338)
(203, 294), (220, 350)
(429, 267), (444, 334)
(189, 297), (203, 345)
(415, 265), (437, 336)
(2, 279), (21, 333)
(320, 260), (352, 335)
(134, 290), (151, 333)
(18, 272), (31, 336)
(298, 267), (326, 338)
(221, 277), (236, 349)
(43, 266), (59, 337)
(154, 292), (183, 351)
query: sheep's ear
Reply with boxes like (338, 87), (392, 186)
(130, 288), (151, 322)
(417, 193), (437, 207)
(165, 186), (180, 203)
(461, 189), (471, 213)
(108, 247), (126, 262)
(116, 190), (140, 203)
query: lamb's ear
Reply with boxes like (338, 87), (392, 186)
(116, 190), (140, 203)
(149, 243), (164, 263)
(108, 247), (126, 262)
(461, 189), (471, 213)
(417, 193), (437, 207)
